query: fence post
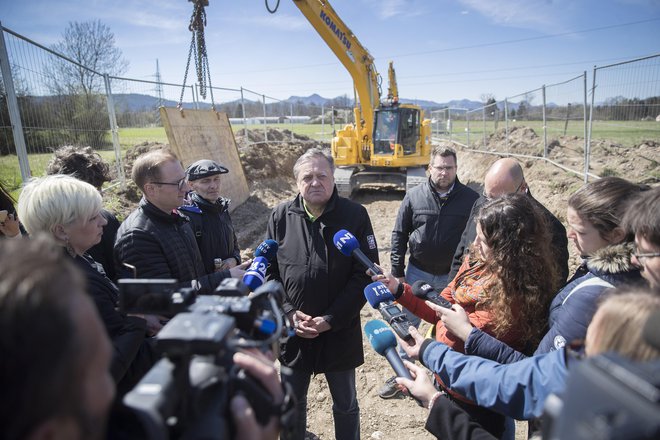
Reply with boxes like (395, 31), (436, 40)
(262, 94), (267, 142)
(321, 102), (325, 140)
(542, 84), (548, 158)
(0, 23), (31, 182)
(103, 74), (125, 188)
(582, 70), (595, 183)
(466, 111), (470, 148)
(331, 106), (336, 135)
(586, 67), (597, 183)
(482, 106), (486, 146)
(290, 102), (294, 141)
(504, 98), (509, 150)
(240, 87), (247, 142)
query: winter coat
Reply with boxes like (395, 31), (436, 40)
(419, 339), (569, 420)
(448, 193), (569, 286)
(391, 177), (478, 277)
(397, 256), (527, 406)
(179, 193), (240, 275)
(464, 242), (643, 364)
(114, 198), (230, 294)
(266, 189), (379, 373)
(88, 208), (121, 281)
(71, 253), (157, 394)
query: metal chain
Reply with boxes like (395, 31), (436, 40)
(265, 0), (281, 13)
(178, 0), (215, 109)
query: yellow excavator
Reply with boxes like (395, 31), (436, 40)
(292, 0), (432, 197)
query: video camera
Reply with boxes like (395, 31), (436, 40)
(118, 277), (296, 439)
(541, 313), (660, 440)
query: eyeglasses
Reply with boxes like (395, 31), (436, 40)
(151, 177), (187, 191)
(482, 179), (526, 200)
(632, 247), (660, 265)
(431, 165), (455, 172)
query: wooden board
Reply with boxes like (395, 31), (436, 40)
(160, 107), (249, 212)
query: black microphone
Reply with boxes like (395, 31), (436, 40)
(411, 280), (452, 309)
(333, 229), (382, 275)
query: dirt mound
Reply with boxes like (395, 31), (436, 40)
(234, 127), (317, 144)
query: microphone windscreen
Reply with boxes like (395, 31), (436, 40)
(333, 229), (360, 256)
(363, 281), (395, 308)
(643, 311), (660, 350)
(255, 239), (279, 261)
(242, 256), (268, 291)
(364, 319), (397, 356)
(411, 280), (435, 299)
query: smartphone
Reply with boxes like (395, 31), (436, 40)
(0, 210), (8, 222)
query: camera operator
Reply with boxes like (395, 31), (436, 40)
(0, 235), (286, 440)
(390, 287), (660, 438)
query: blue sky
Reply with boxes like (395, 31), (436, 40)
(2, 0), (659, 103)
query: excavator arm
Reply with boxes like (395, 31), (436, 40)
(292, 0), (380, 141)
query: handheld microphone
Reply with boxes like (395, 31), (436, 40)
(333, 229), (382, 275)
(411, 280), (452, 309)
(363, 282), (413, 341)
(364, 320), (412, 380)
(255, 239), (278, 261)
(242, 257), (268, 291)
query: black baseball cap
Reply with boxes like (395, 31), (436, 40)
(186, 159), (229, 181)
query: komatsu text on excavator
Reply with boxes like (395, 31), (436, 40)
(292, 0), (432, 197)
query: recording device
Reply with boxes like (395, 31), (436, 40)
(364, 281), (413, 341)
(333, 229), (382, 275)
(364, 320), (412, 380)
(255, 238), (278, 261)
(411, 280), (452, 309)
(364, 320), (422, 406)
(118, 277), (296, 439)
(542, 310), (660, 440)
(242, 257), (268, 291)
(242, 239), (279, 291)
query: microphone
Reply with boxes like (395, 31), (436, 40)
(411, 280), (452, 309)
(255, 239), (278, 261)
(242, 257), (268, 291)
(363, 282), (413, 341)
(364, 319), (412, 380)
(333, 229), (382, 275)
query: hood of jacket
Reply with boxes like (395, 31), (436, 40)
(586, 242), (635, 274)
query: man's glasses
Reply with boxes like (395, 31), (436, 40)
(632, 246), (660, 265)
(151, 177), (187, 191)
(482, 179), (526, 200)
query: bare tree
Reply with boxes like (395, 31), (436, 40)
(42, 21), (128, 148)
(46, 20), (128, 95)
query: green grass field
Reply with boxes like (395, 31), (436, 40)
(2, 120), (657, 197)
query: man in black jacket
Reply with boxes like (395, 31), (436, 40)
(382, 147), (478, 398)
(266, 148), (379, 440)
(115, 150), (247, 294)
(447, 158), (569, 285)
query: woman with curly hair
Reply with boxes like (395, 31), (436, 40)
(375, 193), (559, 437)
(437, 177), (645, 365)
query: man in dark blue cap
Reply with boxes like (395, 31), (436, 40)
(180, 159), (244, 274)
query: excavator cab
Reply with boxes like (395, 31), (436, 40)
(373, 107), (421, 156)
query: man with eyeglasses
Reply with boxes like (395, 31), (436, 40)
(448, 158), (569, 286)
(624, 186), (660, 290)
(382, 146), (478, 399)
(115, 149), (246, 294)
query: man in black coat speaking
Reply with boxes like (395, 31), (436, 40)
(266, 148), (379, 440)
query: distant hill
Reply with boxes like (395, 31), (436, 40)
(61, 93), (531, 113)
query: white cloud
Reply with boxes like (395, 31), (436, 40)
(458, 0), (568, 31)
(235, 13), (309, 31)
